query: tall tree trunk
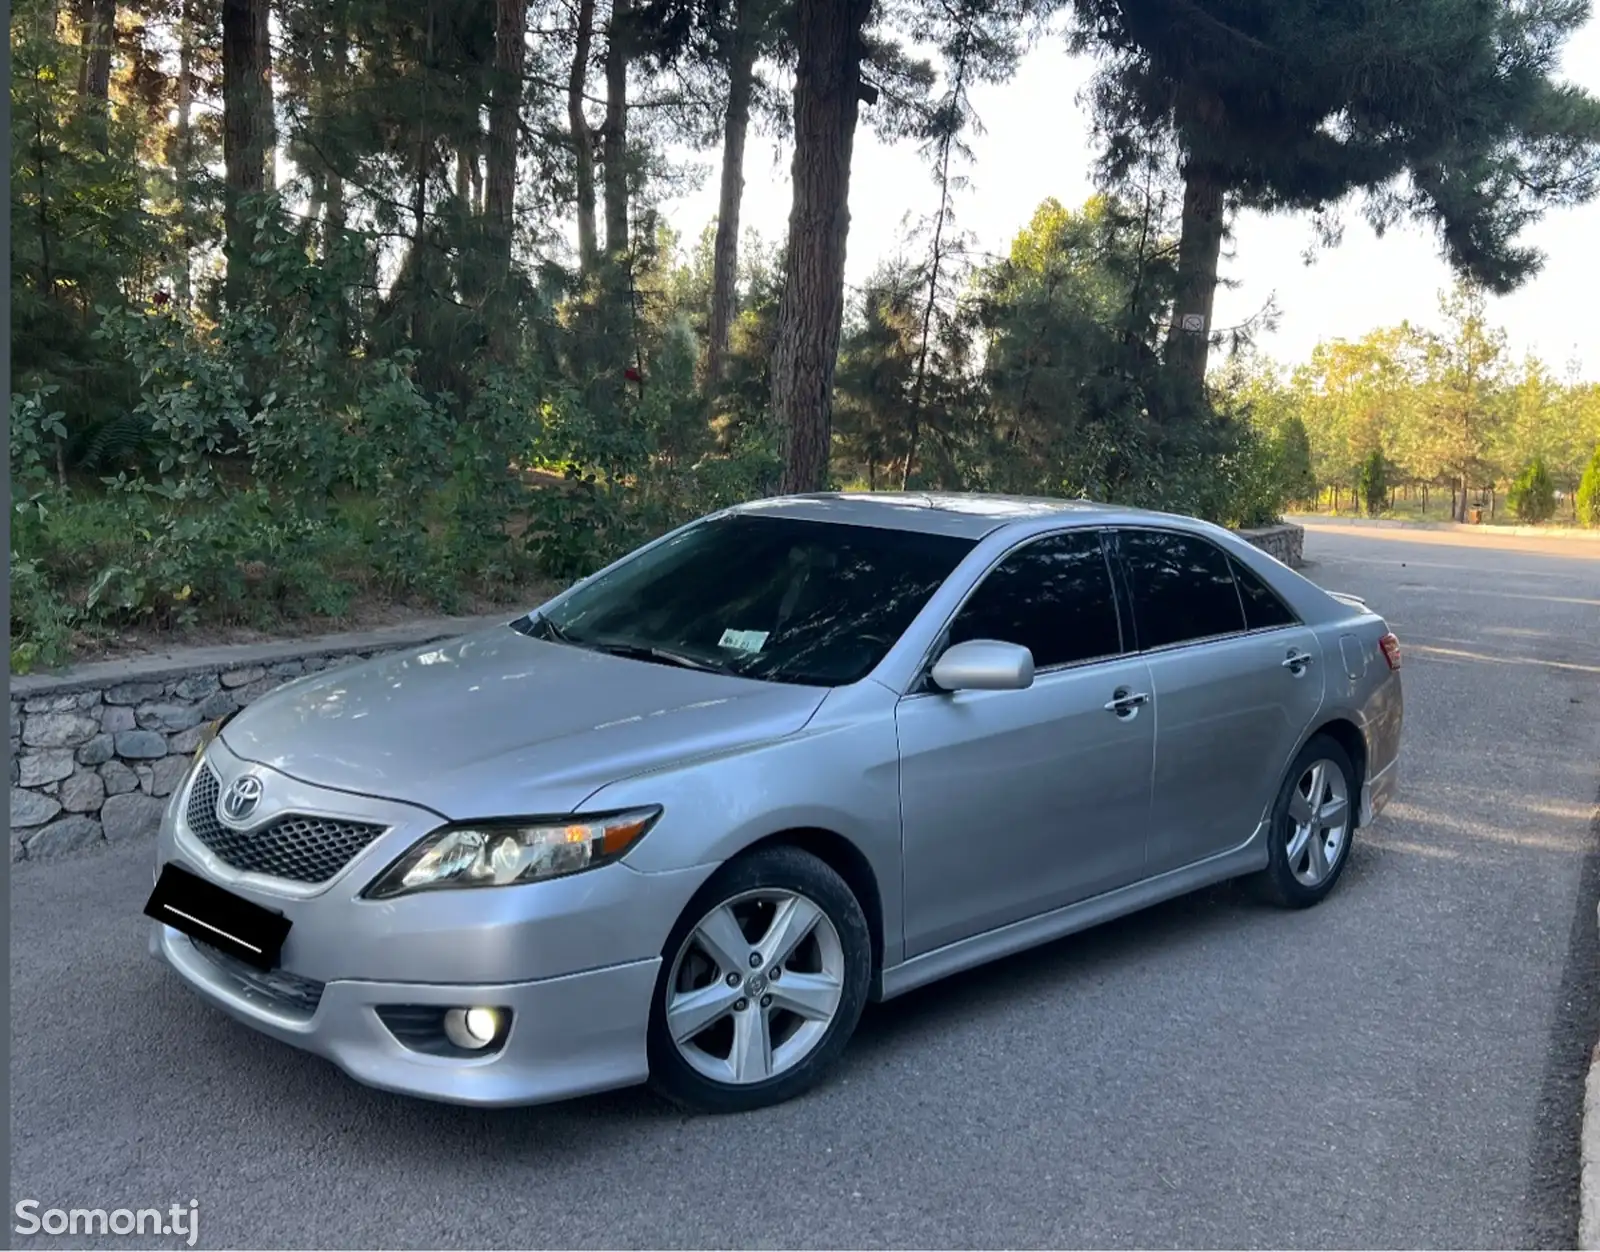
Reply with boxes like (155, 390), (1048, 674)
(568, 0), (598, 270)
(221, 0), (273, 306)
(78, 0), (116, 152)
(323, 23), (348, 254)
(486, 0), (526, 272)
(1165, 160), (1225, 395)
(705, 4), (758, 394)
(901, 38), (970, 491)
(485, 0), (527, 357)
(770, 0), (872, 495)
(602, 0), (631, 259)
(175, 0), (193, 306)
(410, 3), (435, 344)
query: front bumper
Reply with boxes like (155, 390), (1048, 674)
(149, 739), (715, 1106)
(151, 922), (661, 1106)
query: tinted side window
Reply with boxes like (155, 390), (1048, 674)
(1231, 557), (1298, 630)
(947, 531), (1122, 669)
(1118, 529), (1246, 649)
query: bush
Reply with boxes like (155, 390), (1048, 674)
(1578, 444), (1600, 528)
(1508, 457), (1557, 523)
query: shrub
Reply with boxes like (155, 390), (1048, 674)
(1578, 444), (1600, 528)
(1508, 457), (1556, 523)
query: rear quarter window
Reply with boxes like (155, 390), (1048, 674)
(1230, 556), (1299, 631)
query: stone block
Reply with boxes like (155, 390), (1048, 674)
(114, 730), (170, 759)
(19, 749), (76, 788)
(10, 788), (62, 828)
(135, 703), (203, 733)
(25, 816), (103, 858)
(101, 761), (139, 796)
(101, 793), (165, 842)
(76, 734), (115, 766)
(22, 711), (101, 748)
(60, 769), (106, 814)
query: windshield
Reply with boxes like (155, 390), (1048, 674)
(527, 513), (976, 687)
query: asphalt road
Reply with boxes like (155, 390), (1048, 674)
(10, 522), (1600, 1250)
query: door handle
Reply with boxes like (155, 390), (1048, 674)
(1103, 688), (1149, 716)
(1282, 649), (1314, 672)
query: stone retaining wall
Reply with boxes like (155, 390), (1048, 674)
(7, 524), (1304, 863)
(8, 616), (505, 863)
(1237, 522), (1304, 569)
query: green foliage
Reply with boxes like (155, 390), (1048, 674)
(1357, 450), (1388, 517)
(1508, 457), (1556, 524)
(1578, 445), (1600, 529)
(9, 3), (154, 455)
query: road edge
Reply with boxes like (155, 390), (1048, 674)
(1585, 899), (1600, 1251)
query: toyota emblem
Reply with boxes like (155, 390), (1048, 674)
(220, 774), (264, 823)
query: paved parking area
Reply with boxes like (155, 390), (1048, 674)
(10, 522), (1600, 1249)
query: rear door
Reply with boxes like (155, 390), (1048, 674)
(1109, 528), (1326, 876)
(896, 528), (1155, 957)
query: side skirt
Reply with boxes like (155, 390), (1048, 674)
(877, 828), (1270, 1002)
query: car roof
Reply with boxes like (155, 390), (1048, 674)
(727, 491), (1195, 540)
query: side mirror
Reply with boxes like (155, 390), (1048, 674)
(929, 639), (1035, 693)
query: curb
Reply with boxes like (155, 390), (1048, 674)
(1584, 899), (1600, 1251)
(1289, 514), (1600, 542)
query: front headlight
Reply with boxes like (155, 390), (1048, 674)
(363, 806), (663, 900)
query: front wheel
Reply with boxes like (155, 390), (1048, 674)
(646, 846), (871, 1114)
(1255, 733), (1357, 908)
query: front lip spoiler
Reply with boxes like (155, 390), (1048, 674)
(150, 922), (661, 1107)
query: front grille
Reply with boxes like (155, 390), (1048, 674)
(185, 765), (387, 884)
(190, 938), (326, 1017)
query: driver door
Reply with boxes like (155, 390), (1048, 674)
(895, 529), (1155, 958)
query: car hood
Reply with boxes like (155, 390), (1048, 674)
(220, 625), (829, 819)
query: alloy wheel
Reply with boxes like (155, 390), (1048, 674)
(1285, 757), (1351, 887)
(664, 888), (846, 1086)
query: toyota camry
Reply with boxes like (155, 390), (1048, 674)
(146, 492), (1403, 1113)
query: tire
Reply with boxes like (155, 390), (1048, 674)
(1255, 733), (1358, 909)
(647, 845), (872, 1114)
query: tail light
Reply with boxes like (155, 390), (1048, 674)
(1378, 632), (1401, 671)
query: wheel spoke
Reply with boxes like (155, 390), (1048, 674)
(757, 895), (822, 969)
(1288, 785), (1316, 826)
(1306, 830), (1330, 882)
(1286, 823), (1312, 866)
(693, 905), (750, 976)
(767, 970), (841, 1023)
(728, 1005), (773, 1083)
(666, 981), (741, 1044)
(1318, 794), (1350, 830)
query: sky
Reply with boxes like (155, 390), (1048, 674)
(658, 12), (1600, 381)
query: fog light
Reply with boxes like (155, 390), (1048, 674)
(443, 1006), (501, 1050)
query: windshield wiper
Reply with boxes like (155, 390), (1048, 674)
(587, 639), (736, 675)
(519, 612), (576, 645)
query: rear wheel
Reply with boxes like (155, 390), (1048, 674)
(647, 846), (871, 1114)
(1256, 734), (1356, 908)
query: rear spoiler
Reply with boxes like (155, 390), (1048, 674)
(1328, 591), (1369, 610)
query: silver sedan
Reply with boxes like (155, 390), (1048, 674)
(145, 493), (1403, 1113)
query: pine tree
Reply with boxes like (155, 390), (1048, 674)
(1069, 0), (1600, 393)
